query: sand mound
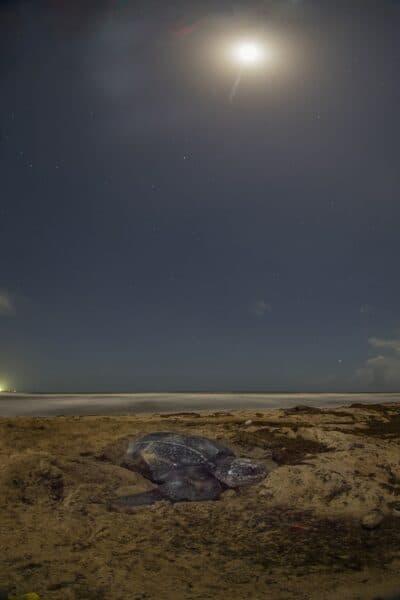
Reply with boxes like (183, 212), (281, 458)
(255, 426), (400, 518)
(1, 453), (65, 505)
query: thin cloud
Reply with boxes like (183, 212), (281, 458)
(368, 337), (400, 352)
(360, 304), (374, 315)
(355, 334), (400, 388)
(0, 290), (15, 316)
(249, 299), (272, 317)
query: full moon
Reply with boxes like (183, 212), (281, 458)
(232, 42), (265, 66)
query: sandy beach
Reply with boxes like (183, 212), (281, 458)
(1, 402), (400, 599)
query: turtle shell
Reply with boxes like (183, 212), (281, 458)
(126, 432), (234, 483)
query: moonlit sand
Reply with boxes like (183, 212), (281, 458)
(1, 403), (400, 599)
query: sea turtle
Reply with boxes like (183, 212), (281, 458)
(112, 431), (275, 507)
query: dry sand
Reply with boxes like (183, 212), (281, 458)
(1, 403), (400, 599)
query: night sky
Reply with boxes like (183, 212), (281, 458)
(1, 0), (400, 393)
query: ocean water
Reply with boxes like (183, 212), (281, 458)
(0, 392), (399, 416)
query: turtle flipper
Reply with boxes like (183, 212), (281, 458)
(111, 488), (165, 508)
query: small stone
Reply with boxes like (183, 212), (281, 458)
(391, 502), (400, 517)
(244, 419), (253, 426)
(361, 510), (384, 530)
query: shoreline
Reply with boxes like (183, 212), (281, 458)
(1, 391), (400, 417)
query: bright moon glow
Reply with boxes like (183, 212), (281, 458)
(232, 42), (265, 66)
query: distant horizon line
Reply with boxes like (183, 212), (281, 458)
(2, 390), (400, 396)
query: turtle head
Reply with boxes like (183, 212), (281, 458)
(126, 440), (136, 457)
(213, 457), (267, 488)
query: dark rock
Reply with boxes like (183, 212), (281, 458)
(286, 405), (322, 414)
(361, 510), (384, 530)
